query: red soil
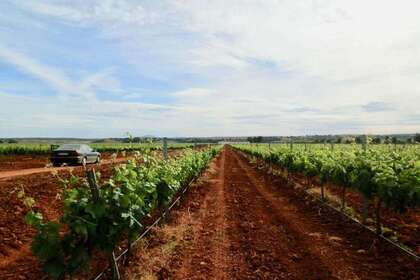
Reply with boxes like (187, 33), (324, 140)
(256, 159), (420, 254)
(0, 155), (48, 171)
(325, 186), (420, 253)
(122, 146), (419, 279)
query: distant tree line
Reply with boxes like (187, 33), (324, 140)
(2, 134), (420, 145)
(247, 136), (264, 143)
(0, 139), (18, 144)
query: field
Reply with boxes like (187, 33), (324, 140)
(236, 143), (420, 252)
(0, 142), (194, 172)
(0, 142), (193, 155)
(0, 144), (418, 279)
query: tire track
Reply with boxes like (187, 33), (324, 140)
(172, 149), (249, 279)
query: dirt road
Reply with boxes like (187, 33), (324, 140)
(125, 146), (419, 280)
(0, 158), (129, 180)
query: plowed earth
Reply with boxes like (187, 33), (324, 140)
(253, 158), (420, 254)
(123, 146), (419, 280)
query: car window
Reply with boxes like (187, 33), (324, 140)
(56, 144), (81, 150)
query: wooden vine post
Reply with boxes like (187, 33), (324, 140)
(87, 169), (99, 203)
(361, 135), (369, 225)
(163, 137), (168, 160)
(341, 185), (346, 213)
(375, 198), (382, 235)
(87, 169), (120, 280)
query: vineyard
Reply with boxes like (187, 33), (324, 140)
(0, 143), (193, 156)
(235, 143), (420, 253)
(3, 1), (420, 279)
(0, 144), (419, 279)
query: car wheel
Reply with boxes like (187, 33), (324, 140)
(52, 162), (61, 167)
(96, 156), (101, 164)
(81, 157), (87, 167)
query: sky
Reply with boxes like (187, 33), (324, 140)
(0, 0), (419, 138)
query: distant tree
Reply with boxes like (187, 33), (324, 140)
(0, 139), (3, 143)
(372, 137), (382, 144)
(414, 134), (420, 143)
(391, 137), (398, 144)
(315, 138), (326, 143)
(133, 137), (141, 143)
(344, 138), (354, 144)
(336, 137), (343, 144)
(384, 136), (392, 144)
(355, 136), (363, 144)
(247, 136), (263, 143)
(7, 139), (18, 144)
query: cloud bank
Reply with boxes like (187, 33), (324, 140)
(1, 0), (419, 137)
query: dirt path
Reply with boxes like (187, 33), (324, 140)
(125, 146), (419, 280)
(0, 148), (188, 180)
(172, 148), (233, 279)
(0, 158), (129, 180)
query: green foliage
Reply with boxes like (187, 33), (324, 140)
(235, 143), (420, 214)
(0, 142), (194, 155)
(25, 147), (219, 278)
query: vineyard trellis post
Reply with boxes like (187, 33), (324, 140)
(87, 169), (121, 280)
(321, 182), (325, 201)
(361, 135), (369, 225)
(163, 137), (168, 160)
(87, 169), (99, 202)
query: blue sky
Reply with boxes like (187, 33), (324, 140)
(0, 0), (419, 137)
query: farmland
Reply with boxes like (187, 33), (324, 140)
(0, 144), (419, 279)
(0, 142), (194, 172)
(235, 143), (420, 253)
(0, 142), (193, 156)
(3, 1), (420, 279)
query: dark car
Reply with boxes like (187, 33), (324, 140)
(50, 144), (101, 167)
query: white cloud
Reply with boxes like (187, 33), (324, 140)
(172, 88), (211, 98)
(18, 1), (88, 22)
(0, 45), (76, 95)
(0, 45), (120, 99)
(17, 0), (159, 25)
(2, 0), (420, 136)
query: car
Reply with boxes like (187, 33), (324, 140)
(50, 144), (101, 167)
